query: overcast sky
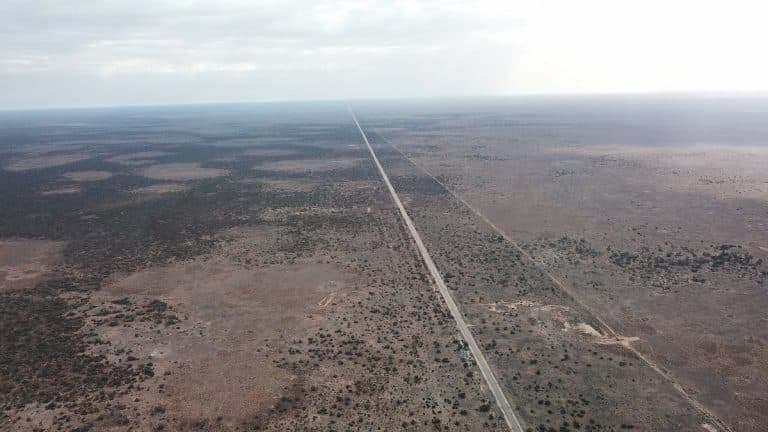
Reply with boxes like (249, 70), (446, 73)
(1, 0), (767, 109)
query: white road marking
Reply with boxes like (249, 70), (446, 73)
(349, 107), (524, 432)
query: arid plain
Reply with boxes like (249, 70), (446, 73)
(0, 105), (509, 432)
(1, 98), (767, 432)
(364, 97), (768, 432)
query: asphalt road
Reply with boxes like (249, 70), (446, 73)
(349, 107), (525, 432)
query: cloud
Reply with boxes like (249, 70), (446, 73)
(1, 0), (767, 108)
(97, 59), (361, 75)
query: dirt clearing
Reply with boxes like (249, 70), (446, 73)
(107, 151), (173, 165)
(97, 256), (355, 427)
(5, 154), (93, 171)
(0, 238), (65, 291)
(40, 187), (80, 195)
(139, 163), (229, 181)
(62, 171), (113, 181)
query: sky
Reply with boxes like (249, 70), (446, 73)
(1, 0), (767, 109)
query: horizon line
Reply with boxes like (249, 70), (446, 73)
(3, 90), (768, 112)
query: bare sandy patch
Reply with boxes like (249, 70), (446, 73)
(41, 187), (80, 196)
(107, 151), (173, 165)
(5, 153), (93, 171)
(484, 300), (640, 347)
(103, 258), (348, 307)
(139, 163), (229, 181)
(168, 351), (293, 425)
(210, 137), (294, 148)
(12, 143), (87, 156)
(62, 171), (113, 182)
(542, 143), (768, 159)
(98, 255), (354, 425)
(483, 300), (539, 312)
(0, 238), (65, 291)
(560, 319), (640, 348)
(536, 144), (768, 201)
(255, 158), (363, 173)
(242, 148), (297, 157)
(131, 183), (190, 194)
(213, 156), (238, 163)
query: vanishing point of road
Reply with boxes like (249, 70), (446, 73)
(349, 107), (525, 432)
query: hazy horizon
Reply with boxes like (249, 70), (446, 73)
(3, 91), (768, 113)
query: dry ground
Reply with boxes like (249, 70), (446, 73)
(62, 171), (113, 182)
(370, 101), (768, 432)
(5, 154), (94, 172)
(139, 163), (230, 181)
(3, 99), (764, 432)
(0, 239), (65, 292)
(0, 108), (508, 432)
